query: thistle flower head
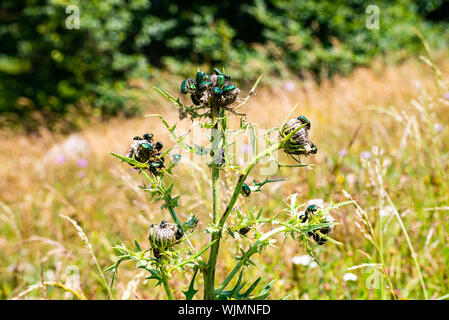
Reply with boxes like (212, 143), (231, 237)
(300, 204), (335, 245)
(280, 115), (317, 156)
(149, 220), (183, 258)
(179, 68), (240, 118)
(127, 133), (165, 175)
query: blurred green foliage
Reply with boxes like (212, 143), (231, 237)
(1, 0), (449, 130)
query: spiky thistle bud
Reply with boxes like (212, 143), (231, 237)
(280, 116), (317, 156)
(149, 220), (183, 258)
(300, 204), (334, 245)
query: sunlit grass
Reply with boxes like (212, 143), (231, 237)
(1, 55), (448, 299)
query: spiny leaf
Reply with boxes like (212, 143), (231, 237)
(182, 268), (199, 300)
(110, 152), (148, 169)
(250, 177), (285, 192)
(253, 280), (275, 300)
(244, 277), (262, 297)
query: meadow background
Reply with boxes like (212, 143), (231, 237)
(1, 0), (449, 299)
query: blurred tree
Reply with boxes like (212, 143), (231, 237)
(0, 0), (448, 131)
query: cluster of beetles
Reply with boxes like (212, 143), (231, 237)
(180, 68), (240, 108)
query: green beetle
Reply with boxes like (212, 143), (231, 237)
(199, 80), (213, 89)
(181, 79), (197, 94)
(196, 71), (204, 84)
(240, 183), (251, 197)
(212, 67), (222, 75)
(181, 80), (188, 94)
(155, 141), (163, 151)
(150, 161), (163, 169)
(239, 226), (251, 235)
(216, 74), (225, 88)
(301, 204), (319, 223)
(135, 142), (153, 163)
(297, 115), (311, 130)
(310, 143), (318, 154)
(222, 84), (236, 92)
(213, 86), (223, 94)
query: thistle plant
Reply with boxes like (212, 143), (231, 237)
(108, 67), (352, 300)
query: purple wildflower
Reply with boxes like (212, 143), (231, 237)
(55, 155), (66, 164)
(360, 151), (372, 160)
(434, 123), (443, 133)
(77, 158), (88, 168)
(339, 149), (348, 157)
(284, 81), (296, 92)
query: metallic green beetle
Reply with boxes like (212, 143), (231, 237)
(240, 183), (251, 197)
(196, 71), (204, 84)
(199, 80), (213, 89)
(197, 72), (211, 83)
(216, 74), (225, 88)
(222, 84), (236, 92)
(150, 161), (163, 168)
(181, 80), (188, 94)
(300, 204), (319, 223)
(297, 115), (311, 130)
(181, 79), (197, 94)
(212, 68), (222, 75)
(213, 86), (223, 94)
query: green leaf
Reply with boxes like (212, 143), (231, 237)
(182, 267), (199, 300)
(244, 277), (262, 297)
(253, 280), (275, 300)
(250, 177), (285, 192)
(134, 240), (142, 252)
(110, 152), (149, 169)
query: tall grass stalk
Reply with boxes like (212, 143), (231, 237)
(60, 214), (114, 299)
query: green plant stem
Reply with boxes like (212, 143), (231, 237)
(204, 107), (222, 299)
(141, 169), (183, 230)
(160, 264), (175, 300)
(204, 121), (307, 299)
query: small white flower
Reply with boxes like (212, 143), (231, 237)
(379, 206), (394, 218)
(339, 149), (348, 157)
(284, 81), (296, 91)
(434, 123), (443, 133)
(360, 151), (372, 160)
(343, 272), (358, 282)
(45, 269), (56, 282)
(346, 173), (357, 186)
(291, 255), (317, 268)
